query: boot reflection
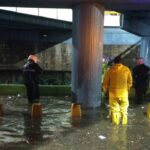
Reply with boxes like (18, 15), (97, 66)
(111, 126), (127, 150)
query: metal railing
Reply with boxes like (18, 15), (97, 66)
(108, 39), (142, 65)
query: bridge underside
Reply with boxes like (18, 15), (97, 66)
(0, 0), (150, 11)
(0, 9), (72, 63)
(0, 1), (150, 36)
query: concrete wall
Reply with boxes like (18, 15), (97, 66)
(0, 28), (141, 71)
(14, 28), (141, 71)
(0, 28), (141, 84)
(15, 43), (72, 71)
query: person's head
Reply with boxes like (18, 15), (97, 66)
(28, 55), (38, 63)
(114, 56), (122, 64)
(136, 57), (144, 65)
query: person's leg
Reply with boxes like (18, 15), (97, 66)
(120, 97), (129, 125)
(33, 82), (40, 102)
(143, 83), (149, 103)
(135, 87), (143, 105)
(109, 97), (120, 125)
(25, 83), (34, 103)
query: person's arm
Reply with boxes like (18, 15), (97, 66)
(132, 67), (137, 87)
(127, 69), (133, 91)
(35, 63), (43, 74)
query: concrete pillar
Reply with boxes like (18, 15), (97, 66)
(140, 37), (150, 66)
(72, 3), (104, 108)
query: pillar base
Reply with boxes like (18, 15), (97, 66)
(31, 103), (42, 118)
(71, 103), (82, 117)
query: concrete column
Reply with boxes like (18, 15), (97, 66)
(72, 3), (104, 108)
(140, 37), (150, 66)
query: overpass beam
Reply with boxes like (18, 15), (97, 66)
(72, 3), (104, 108)
(140, 37), (150, 66)
(122, 14), (150, 36)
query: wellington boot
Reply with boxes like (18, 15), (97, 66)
(147, 103), (150, 119)
(122, 114), (128, 125)
(112, 112), (120, 125)
(71, 103), (81, 117)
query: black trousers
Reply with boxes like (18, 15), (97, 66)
(25, 82), (40, 103)
(135, 84), (148, 105)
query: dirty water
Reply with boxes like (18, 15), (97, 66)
(0, 96), (149, 150)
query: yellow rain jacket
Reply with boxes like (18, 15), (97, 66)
(103, 63), (132, 98)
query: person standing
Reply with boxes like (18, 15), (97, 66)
(103, 56), (133, 125)
(132, 57), (150, 105)
(23, 55), (43, 103)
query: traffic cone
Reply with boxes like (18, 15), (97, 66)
(71, 103), (81, 117)
(31, 103), (42, 118)
(147, 103), (150, 119)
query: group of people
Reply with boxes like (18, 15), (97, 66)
(22, 54), (150, 126)
(103, 56), (150, 125)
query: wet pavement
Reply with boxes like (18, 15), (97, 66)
(0, 96), (150, 150)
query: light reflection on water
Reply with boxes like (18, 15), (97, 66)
(0, 96), (72, 144)
(1, 96), (150, 150)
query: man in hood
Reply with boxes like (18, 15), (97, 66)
(23, 55), (43, 103)
(132, 57), (150, 105)
(103, 56), (133, 125)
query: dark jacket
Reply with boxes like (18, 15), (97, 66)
(133, 64), (150, 87)
(23, 60), (43, 84)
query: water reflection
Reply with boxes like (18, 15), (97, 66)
(0, 96), (72, 145)
(23, 113), (43, 144)
(71, 108), (101, 128)
(0, 96), (150, 149)
(111, 126), (127, 150)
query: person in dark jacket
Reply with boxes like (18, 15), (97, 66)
(132, 57), (150, 105)
(23, 55), (43, 103)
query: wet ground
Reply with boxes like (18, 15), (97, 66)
(0, 96), (150, 150)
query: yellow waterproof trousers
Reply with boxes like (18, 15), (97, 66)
(109, 96), (129, 125)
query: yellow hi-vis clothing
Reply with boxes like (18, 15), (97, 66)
(103, 63), (133, 125)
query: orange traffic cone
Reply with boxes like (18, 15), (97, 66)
(71, 103), (81, 117)
(31, 103), (42, 118)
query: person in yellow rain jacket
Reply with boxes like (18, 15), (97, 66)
(103, 56), (133, 125)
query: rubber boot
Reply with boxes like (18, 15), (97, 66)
(112, 112), (120, 125)
(122, 114), (128, 125)
(147, 103), (150, 119)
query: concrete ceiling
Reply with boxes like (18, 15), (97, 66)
(0, 0), (150, 12)
(0, 9), (72, 44)
(121, 11), (150, 36)
(0, 0), (150, 36)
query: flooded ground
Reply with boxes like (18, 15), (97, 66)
(0, 96), (150, 150)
